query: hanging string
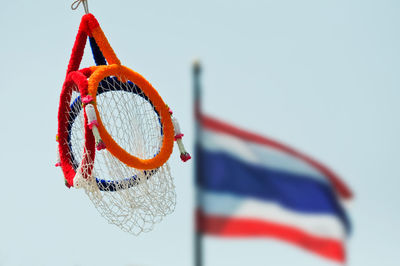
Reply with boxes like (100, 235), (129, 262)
(71, 0), (89, 14)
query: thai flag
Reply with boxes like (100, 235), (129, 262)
(196, 114), (353, 263)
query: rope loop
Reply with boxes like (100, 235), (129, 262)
(71, 0), (89, 14)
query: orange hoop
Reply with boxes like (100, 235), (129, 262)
(88, 64), (175, 169)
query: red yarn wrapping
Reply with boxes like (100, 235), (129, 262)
(57, 71), (95, 187)
(58, 14), (101, 186)
(66, 14), (100, 75)
(79, 67), (94, 78)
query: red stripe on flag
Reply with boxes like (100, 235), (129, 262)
(197, 209), (346, 263)
(198, 114), (353, 200)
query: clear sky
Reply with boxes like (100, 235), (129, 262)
(0, 0), (399, 265)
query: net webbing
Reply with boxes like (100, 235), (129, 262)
(66, 76), (176, 234)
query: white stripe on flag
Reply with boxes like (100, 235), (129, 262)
(200, 190), (346, 241)
(200, 128), (329, 185)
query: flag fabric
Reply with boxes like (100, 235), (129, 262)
(196, 114), (353, 263)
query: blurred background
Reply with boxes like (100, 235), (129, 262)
(0, 0), (399, 265)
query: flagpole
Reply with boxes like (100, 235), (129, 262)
(193, 60), (203, 266)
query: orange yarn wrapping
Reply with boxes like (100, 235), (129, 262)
(88, 65), (175, 170)
(90, 26), (121, 66)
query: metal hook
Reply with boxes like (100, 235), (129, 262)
(71, 0), (89, 14)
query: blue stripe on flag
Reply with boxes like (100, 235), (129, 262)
(197, 145), (351, 233)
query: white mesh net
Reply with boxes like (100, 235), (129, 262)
(65, 77), (176, 235)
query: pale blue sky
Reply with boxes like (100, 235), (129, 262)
(0, 1), (399, 265)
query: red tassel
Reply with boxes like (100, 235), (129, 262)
(180, 152), (191, 162)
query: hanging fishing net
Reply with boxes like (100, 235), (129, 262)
(56, 13), (189, 234)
